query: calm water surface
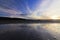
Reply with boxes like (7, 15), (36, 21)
(0, 23), (60, 40)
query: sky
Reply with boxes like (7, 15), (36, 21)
(0, 0), (42, 18)
(0, 0), (60, 19)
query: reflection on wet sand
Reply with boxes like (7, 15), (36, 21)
(0, 23), (58, 40)
(41, 23), (60, 40)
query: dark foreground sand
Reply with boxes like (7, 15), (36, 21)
(0, 24), (57, 40)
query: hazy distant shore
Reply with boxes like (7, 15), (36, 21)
(0, 17), (60, 24)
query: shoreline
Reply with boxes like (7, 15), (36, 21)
(0, 17), (60, 24)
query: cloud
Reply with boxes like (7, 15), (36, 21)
(34, 0), (60, 17)
(0, 7), (33, 19)
(0, 7), (23, 17)
(0, 7), (22, 15)
(30, 0), (60, 19)
(43, 0), (60, 17)
(1, 0), (59, 19)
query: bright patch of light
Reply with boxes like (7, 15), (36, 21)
(30, 0), (52, 19)
(50, 16), (59, 19)
(30, 0), (60, 19)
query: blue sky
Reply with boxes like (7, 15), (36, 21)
(0, 0), (56, 19)
(0, 0), (42, 17)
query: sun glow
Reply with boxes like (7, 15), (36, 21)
(30, 0), (60, 20)
(50, 16), (59, 19)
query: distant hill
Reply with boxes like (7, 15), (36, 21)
(0, 17), (40, 23)
(0, 17), (60, 24)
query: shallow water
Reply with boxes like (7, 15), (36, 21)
(0, 23), (59, 40)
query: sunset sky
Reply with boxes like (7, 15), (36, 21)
(0, 0), (60, 19)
